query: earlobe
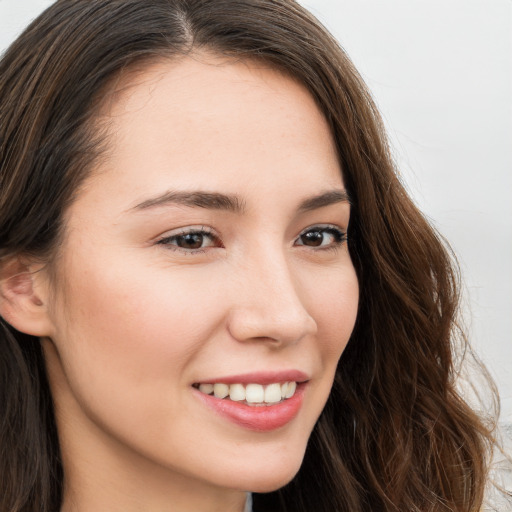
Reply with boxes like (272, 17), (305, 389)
(0, 257), (53, 337)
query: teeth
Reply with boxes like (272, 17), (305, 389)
(197, 381), (298, 404)
(264, 383), (282, 404)
(213, 383), (229, 399)
(229, 383), (246, 401)
(245, 383), (265, 403)
(285, 381), (296, 399)
(199, 383), (214, 395)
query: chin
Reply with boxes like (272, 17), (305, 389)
(246, 472), (299, 494)
(224, 450), (305, 494)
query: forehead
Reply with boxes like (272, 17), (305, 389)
(103, 53), (318, 118)
(76, 54), (343, 217)
(102, 54), (333, 146)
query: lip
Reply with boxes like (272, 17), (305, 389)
(193, 382), (307, 432)
(193, 370), (309, 386)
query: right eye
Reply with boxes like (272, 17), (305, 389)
(157, 228), (222, 253)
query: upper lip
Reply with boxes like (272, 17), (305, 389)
(193, 370), (309, 385)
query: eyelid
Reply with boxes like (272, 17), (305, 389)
(296, 223), (347, 237)
(297, 223), (343, 234)
(157, 225), (215, 239)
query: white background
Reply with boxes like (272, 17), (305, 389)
(1, 1), (511, 425)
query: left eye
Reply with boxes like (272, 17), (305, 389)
(158, 230), (220, 251)
(295, 226), (346, 248)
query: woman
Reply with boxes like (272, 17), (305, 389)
(0, 1), (501, 511)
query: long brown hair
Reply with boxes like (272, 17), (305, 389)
(0, 1), (500, 510)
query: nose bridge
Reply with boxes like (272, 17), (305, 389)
(227, 243), (317, 344)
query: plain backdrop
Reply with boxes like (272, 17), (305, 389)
(1, 0), (511, 426)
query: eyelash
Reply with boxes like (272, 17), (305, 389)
(156, 225), (347, 254)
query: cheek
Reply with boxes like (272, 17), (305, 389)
(305, 263), (359, 362)
(46, 253), (232, 459)
(49, 253), (225, 394)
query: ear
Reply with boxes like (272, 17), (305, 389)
(0, 256), (54, 337)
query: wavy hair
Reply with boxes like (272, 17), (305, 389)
(0, 1), (500, 510)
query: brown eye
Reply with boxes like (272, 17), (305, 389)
(296, 227), (346, 249)
(175, 233), (207, 249)
(299, 230), (324, 247)
(158, 229), (220, 252)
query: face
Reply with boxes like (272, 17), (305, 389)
(40, 55), (359, 506)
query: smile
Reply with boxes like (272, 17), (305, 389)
(192, 371), (308, 431)
(195, 381), (297, 406)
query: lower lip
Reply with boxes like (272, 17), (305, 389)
(194, 384), (306, 432)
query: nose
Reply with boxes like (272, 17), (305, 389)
(226, 251), (318, 346)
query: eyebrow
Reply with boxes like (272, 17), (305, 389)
(297, 189), (351, 212)
(130, 188), (350, 214)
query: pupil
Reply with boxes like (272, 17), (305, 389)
(302, 231), (323, 246)
(178, 233), (203, 249)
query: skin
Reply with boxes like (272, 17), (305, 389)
(29, 55), (359, 511)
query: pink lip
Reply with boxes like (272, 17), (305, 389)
(194, 370), (309, 385)
(193, 382), (306, 432)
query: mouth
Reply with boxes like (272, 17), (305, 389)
(192, 372), (309, 431)
(193, 381), (298, 406)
